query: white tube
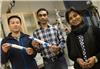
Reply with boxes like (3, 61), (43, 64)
(29, 37), (50, 47)
(8, 43), (26, 50)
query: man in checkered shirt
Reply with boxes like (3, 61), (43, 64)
(32, 8), (68, 69)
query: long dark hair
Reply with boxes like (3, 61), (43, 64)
(65, 8), (82, 23)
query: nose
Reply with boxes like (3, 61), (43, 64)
(14, 22), (18, 25)
(41, 16), (46, 20)
(13, 22), (20, 26)
(72, 17), (76, 21)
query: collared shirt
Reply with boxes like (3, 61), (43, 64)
(33, 24), (65, 59)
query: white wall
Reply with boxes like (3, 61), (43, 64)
(91, 0), (100, 15)
(1, 0), (65, 14)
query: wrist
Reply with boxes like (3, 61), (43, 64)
(77, 58), (83, 63)
(93, 56), (98, 63)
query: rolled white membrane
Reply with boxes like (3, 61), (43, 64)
(8, 43), (26, 50)
(29, 37), (51, 47)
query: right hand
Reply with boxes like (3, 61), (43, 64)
(31, 41), (40, 47)
(2, 43), (10, 53)
(49, 45), (60, 55)
(25, 47), (34, 55)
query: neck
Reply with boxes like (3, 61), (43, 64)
(40, 22), (48, 29)
(11, 32), (20, 38)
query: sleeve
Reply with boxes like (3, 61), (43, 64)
(28, 38), (37, 58)
(94, 27), (100, 62)
(1, 39), (10, 64)
(33, 31), (44, 53)
(66, 34), (79, 62)
(57, 28), (65, 49)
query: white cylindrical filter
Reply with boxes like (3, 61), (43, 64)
(29, 37), (50, 47)
(8, 43), (26, 50)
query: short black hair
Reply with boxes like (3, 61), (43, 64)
(37, 8), (48, 15)
(65, 8), (82, 23)
(8, 15), (21, 25)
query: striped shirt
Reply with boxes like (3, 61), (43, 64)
(33, 24), (65, 59)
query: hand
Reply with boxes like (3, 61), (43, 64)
(49, 45), (60, 54)
(25, 47), (34, 55)
(86, 57), (95, 68)
(77, 58), (88, 69)
(31, 41), (40, 47)
(2, 43), (10, 53)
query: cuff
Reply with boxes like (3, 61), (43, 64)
(93, 56), (98, 63)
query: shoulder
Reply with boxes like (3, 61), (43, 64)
(33, 29), (40, 35)
(1, 37), (8, 45)
(94, 27), (100, 37)
(20, 33), (32, 41)
(21, 32), (30, 37)
(50, 25), (61, 32)
(90, 26), (100, 34)
(94, 27), (100, 33)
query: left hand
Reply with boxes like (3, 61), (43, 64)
(31, 41), (40, 47)
(25, 47), (33, 55)
(49, 45), (60, 54)
(86, 56), (95, 68)
(77, 58), (88, 69)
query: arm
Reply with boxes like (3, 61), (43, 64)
(25, 38), (37, 58)
(84, 27), (100, 69)
(57, 29), (65, 49)
(66, 34), (79, 62)
(1, 39), (10, 64)
(49, 29), (65, 54)
(94, 27), (100, 63)
(32, 32), (44, 53)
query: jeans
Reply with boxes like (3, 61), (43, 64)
(43, 56), (68, 69)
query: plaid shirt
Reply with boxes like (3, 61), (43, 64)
(33, 24), (65, 59)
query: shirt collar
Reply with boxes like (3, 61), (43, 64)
(7, 32), (26, 39)
(39, 24), (52, 29)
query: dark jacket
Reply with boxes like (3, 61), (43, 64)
(1, 32), (38, 69)
(66, 23), (100, 69)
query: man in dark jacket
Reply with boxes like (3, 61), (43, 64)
(1, 15), (38, 69)
(65, 8), (100, 69)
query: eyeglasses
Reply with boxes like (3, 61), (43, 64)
(38, 14), (47, 17)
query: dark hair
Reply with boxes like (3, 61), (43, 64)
(8, 15), (21, 25)
(37, 8), (48, 15)
(65, 8), (82, 23)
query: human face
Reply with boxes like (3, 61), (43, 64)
(8, 18), (21, 33)
(68, 11), (82, 26)
(37, 11), (48, 25)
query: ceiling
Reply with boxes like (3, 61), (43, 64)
(1, 0), (65, 14)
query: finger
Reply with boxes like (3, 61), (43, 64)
(26, 48), (33, 55)
(84, 62), (90, 69)
(87, 62), (94, 68)
(88, 64), (93, 68)
(2, 45), (10, 49)
(2, 44), (8, 47)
